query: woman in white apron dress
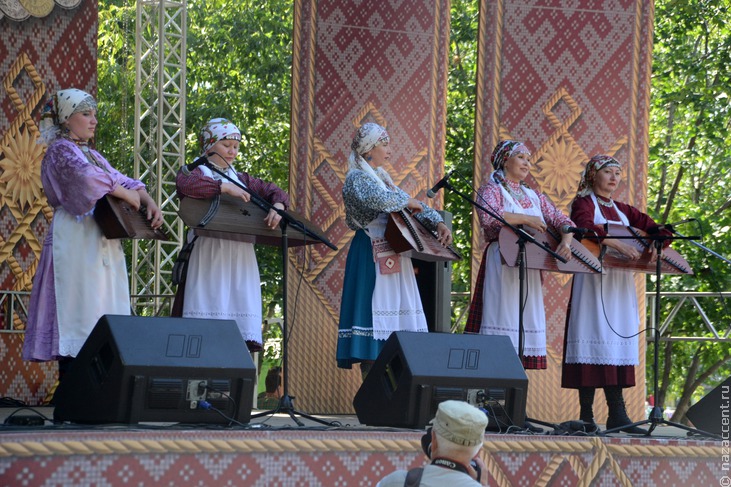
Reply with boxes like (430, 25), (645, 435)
(174, 118), (289, 352)
(465, 140), (574, 370)
(562, 155), (670, 433)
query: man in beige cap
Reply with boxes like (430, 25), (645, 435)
(377, 400), (487, 486)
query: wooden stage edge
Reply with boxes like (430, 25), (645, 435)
(0, 409), (724, 486)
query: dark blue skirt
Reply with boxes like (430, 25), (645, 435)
(336, 230), (385, 369)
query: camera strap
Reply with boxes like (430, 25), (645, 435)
(403, 467), (423, 487)
(431, 457), (470, 475)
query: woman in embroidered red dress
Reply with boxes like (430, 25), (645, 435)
(465, 140), (574, 369)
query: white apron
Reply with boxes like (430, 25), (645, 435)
(367, 213), (428, 340)
(564, 193), (639, 365)
(182, 165), (263, 344)
(54, 208), (130, 357)
(479, 184), (546, 357)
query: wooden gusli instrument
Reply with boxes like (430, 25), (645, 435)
(178, 194), (328, 247)
(385, 210), (461, 262)
(498, 225), (601, 274)
(94, 195), (169, 240)
(580, 223), (693, 275)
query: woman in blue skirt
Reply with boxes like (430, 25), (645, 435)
(336, 123), (452, 379)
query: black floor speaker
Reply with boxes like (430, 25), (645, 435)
(53, 315), (256, 424)
(686, 376), (731, 436)
(353, 331), (528, 430)
(412, 210), (453, 334)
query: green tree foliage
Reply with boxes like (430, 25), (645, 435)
(446, 0), (480, 329)
(648, 0), (731, 421)
(96, 0), (136, 172)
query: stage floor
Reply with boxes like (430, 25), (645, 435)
(0, 405), (704, 436)
(0, 406), (723, 486)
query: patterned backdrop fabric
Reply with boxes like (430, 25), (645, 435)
(288, 0), (451, 413)
(0, 0), (97, 404)
(472, 0), (654, 422)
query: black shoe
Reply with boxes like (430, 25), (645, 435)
(605, 418), (647, 435)
(582, 421), (600, 434)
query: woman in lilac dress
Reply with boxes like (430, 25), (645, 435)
(23, 89), (163, 377)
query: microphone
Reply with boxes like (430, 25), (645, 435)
(561, 224), (590, 235)
(426, 170), (454, 198)
(181, 155), (208, 176)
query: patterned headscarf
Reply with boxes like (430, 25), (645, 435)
(348, 122), (393, 190)
(199, 118), (242, 155)
(350, 122), (390, 158)
(576, 154), (622, 197)
(490, 140), (530, 171)
(38, 88), (97, 145)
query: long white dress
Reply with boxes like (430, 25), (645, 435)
(181, 165), (263, 345)
(478, 184), (547, 358)
(564, 194), (639, 366)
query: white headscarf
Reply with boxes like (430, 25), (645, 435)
(38, 88), (97, 145)
(348, 122), (394, 190)
(199, 118), (241, 155)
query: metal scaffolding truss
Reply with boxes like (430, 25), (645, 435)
(647, 292), (731, 343)
(132, 0), (187, 314)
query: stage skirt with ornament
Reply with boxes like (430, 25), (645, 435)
(337, 228), (427, 369)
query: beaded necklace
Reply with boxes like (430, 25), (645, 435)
(596, 195), (614, 208)
(209, 160), (231, 171)
(63, 135), (108, 173)
(503, 178), (527, 202)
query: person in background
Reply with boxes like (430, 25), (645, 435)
(562, 155), (670, 434)
(336, 123), (452, 379)
(257, 366), (282, 409)
(377, 400), (487, 487)
(465, 139), (573, 369)
(173, 118), (289, 352)
(23, 88), (163, 378)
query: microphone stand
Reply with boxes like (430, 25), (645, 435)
(201, 162), (338, 427)
(674, 229), (731, 266)
(598, 230), (720, 439)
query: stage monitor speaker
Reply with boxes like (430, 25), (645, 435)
(353, 331), (528, 430)
(413, 210), (453, 333)
(686, 376), (730, 436)
(53, 315), (256, 425)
